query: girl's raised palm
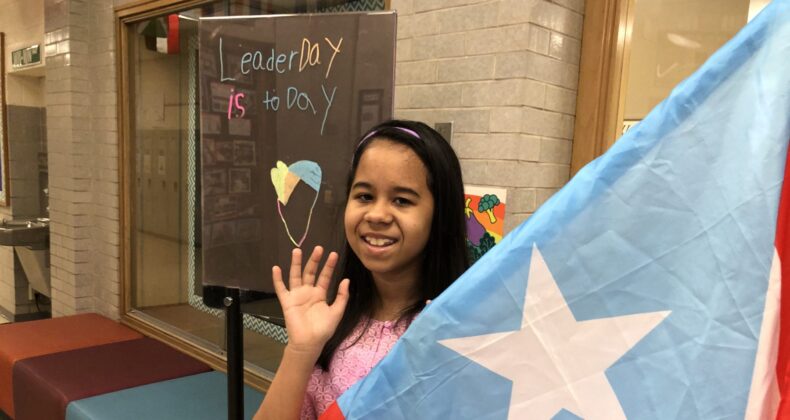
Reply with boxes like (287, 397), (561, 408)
(272, 246), (350, 354)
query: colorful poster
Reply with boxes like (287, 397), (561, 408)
(464, 185), (507, 262)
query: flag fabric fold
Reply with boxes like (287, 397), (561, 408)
(320, 1), (790, 418)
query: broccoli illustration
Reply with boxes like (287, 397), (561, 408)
(467, 232), (497, 264)
(477, 194), (501, 224)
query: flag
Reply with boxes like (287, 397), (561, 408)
(319, 0), (790, 418)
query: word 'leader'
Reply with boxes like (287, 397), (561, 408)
(218, 37), (343, 81)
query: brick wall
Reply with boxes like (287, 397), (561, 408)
(391, 0), (584, 233)
(44, 0), (120, 319)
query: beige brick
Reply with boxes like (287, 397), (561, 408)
(535, 163), (570, 187)
(411, 12), (440, 37)
(462, 80), (526, 107)
(394, 85), (411, 109)
(453, 133), (540, 161)
(504, 213), (530, 235)
(490, 107), (523, 133)
(495, 51), (580, 89)
(523, 107), (574, 139)
(539, 137), (572, 164)
(400, 85), (463, 108)
(548, 32), (581, 64)
(523, 79), (548, 108)
(396, 61), (438, 84)
(497, 0), (541, 25)
(465, 24), (549, 56)
(394, 108), (491, 133)
(396, 38), (413, 62)
(506, 188), (537, 213)
(545, 85), (577, 114)
(412, 33), (466, 60)
(536, 187), (560, 208)
(391, 0), (415, 14)
(552, 0), (585, 14)
(459, 78), (544, 109)
(461, 160), (542, 187)
(437, 55), (495, 82)
(533, 1), (583, 38)
(436, 3), (499, 34)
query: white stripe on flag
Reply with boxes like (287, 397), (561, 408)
(745, 248), (782, 419)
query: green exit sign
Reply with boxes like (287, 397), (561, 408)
(11, 45), (41, 68)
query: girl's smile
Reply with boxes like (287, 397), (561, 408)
(344, 139), (434, 284)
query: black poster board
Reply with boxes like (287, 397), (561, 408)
(199, 12), (396, 295)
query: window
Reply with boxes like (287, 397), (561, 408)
(120, 0), (387, 383)
(571, 0), (770, 174)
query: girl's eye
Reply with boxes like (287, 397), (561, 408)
(394, 197), (413, 206)
(355, 193), (373, 202)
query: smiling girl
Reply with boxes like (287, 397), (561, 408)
(254, 120), (470, 420)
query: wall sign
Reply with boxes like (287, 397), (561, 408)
(11, 44), (41, 69)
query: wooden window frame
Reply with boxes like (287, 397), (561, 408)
(116, 0), (393, 392)
(115, 0), (275, 392)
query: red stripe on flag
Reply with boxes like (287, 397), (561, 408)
(774, 142), (790, 419)
(167, 14), (180, 55)
(318, 401), (345, 420)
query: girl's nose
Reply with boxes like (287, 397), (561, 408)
(364, 202), (393, 224)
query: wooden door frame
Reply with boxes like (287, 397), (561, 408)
(570, 0), (634, 176)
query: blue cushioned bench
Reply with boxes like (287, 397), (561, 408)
(65, 371), (264, 420)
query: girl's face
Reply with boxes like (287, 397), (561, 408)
(345, 139), (434, 283)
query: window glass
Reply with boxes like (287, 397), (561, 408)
(128, 0), (386, 376)
(619, 0), (768, 133)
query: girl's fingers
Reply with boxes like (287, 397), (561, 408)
(289, 248), (303, 288)
(302, 246), (324, 286)
(315, 252), (338, 291)
(329, 278), (350, 319)
(272, 265), (287, 298)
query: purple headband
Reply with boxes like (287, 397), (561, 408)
(357, 126), (421, 148)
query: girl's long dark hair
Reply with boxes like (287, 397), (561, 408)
(317, 120), (470, 371)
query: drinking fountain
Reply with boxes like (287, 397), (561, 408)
(0, 218), (51, 298)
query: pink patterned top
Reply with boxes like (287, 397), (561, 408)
(299, 318), (410, 419)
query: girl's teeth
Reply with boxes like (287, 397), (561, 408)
(366, 237), (394, 246)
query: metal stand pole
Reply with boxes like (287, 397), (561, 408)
(224, 289), (244, 420)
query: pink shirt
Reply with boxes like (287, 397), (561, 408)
(300, 318), (410, 419)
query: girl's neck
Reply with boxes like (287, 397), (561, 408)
(371, 270), (420, 321)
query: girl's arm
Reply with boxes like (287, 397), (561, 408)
(254, 247), (350, 420)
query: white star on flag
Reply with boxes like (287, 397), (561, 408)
(439, 245), (670, 419)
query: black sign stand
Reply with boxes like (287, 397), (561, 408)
(224, 288), (244, 420)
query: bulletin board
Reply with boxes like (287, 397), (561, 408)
(199, 12), (396, 293)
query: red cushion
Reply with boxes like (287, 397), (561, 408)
(12, 337), (211, 420)
(0, 313), (142, 417)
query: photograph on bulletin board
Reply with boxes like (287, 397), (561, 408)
(464, 185), (507, 263)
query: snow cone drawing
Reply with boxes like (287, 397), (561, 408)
(270, 160), (322, 247)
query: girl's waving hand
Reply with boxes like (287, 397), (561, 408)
(273, 246), (350, 354)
